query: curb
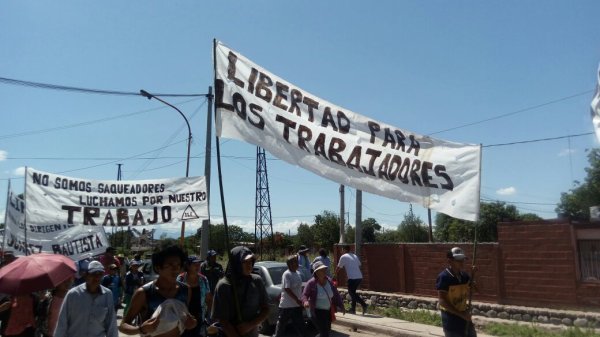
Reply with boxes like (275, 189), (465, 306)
(333, 315), (443, 337)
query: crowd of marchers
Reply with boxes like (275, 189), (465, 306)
(0, 243), (476, 337)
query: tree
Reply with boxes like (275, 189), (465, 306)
(434, 201), (524, 242)
(376, 227), (402, 243)
(556, 148), (600, 220)
(398, 207), (428, 242)
(312, 211), (340, 250)
(204, 224), (254, 254)
(361, 218), (381, 243)
(345, 225), (355, 243)
(294, 223), (314, 249)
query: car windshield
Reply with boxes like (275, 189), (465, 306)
(267, 265), (311, 285)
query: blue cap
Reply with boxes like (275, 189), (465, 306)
(188, 256), (202, 263)
(207, 250), (217, 257)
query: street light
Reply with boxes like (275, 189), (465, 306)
(140, 89), (192, 247)
(140, 89), (192, 177)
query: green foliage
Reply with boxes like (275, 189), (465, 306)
(434, 201), (527, 242)
(361, 217), (381, 243)
(312, 211), (340, 249)
(483, 323), (600, 337)
(397, 207), (429, 242)
(203, 224), (254, 254)
(556, 148), (600, 220)
(294, 223), (314, 248)
(344, 224), (355, 243)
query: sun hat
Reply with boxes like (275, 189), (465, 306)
(88, 261), (105, 273)
(298, 245), (309, 254)
(447, 247), (466, 261)
(312, 261), (328, 274)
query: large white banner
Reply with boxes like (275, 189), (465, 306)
(25, 169), (208, 257)
(4, 188), (109, 260)
(591, 64), (600, 143)
(215, 41), (481, 221)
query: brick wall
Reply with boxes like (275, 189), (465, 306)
(497, 221), (578, 306)
(333, 219), (599, 309)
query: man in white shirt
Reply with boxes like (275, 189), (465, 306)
(273, 256), (308, 337)
(335, 245), (368, 315)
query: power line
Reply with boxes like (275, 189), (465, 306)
(0, 97), (203, 140)
(482, 132), (594, 148)
(0, 76), (208, 97)
(428, 89), (594, 135)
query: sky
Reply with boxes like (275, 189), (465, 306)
(1, 1), (599, 239)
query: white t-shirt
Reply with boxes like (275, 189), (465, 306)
(279, 269), (303, 308)
(338, 253), (363, 279)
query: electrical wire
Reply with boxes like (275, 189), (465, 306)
(0, 76), (208, 97)
(0, 97), (203, 140)
(482, 132), (594, 148)
(428, 89), (594, 135)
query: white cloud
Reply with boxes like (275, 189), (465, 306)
(13, 167), (26, 176)
(0, 150), (7, 161)
(496, 187), (517, 196)
(558, 149), (576, 157)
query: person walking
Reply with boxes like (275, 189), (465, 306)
(119, 245), (197, 337)
(211, 246), (269, 337)
(123, 260), (144, 316)
(37, 277), (73, 337)
(54, 261), (118, 337)
(200, 250), (223, 294)
(296, 245), (311, 280)
(101, 264), (123, 311)
(177, 256), (212, 337)
(436, 247), (477, 337)
(99, 247), (120, 276)
(312, 248), (332, 277)
(302, 261), (344, 337)
(273, 256), (308, 337)
(334, 245), (367, 315)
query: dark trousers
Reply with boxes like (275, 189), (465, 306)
(273, 307), (307, 337)
(441, 311), (477, 337)
(347, 278), (366, 310)
(311, 308), (331, 337)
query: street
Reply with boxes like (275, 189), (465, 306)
(116, 310), (376, 337)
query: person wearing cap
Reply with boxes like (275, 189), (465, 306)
(200, 250), (224, 294)
(211, 246), (269, 337)
(99, 247), (121, 276)
(123, 260), (144, 316)
(54, 260), (118, 337)
(102, 264), (124, 311)
(119, 245), (197, 336)
(436, 247), (477, 337)
(177, 256), (211, 337)
(302, 261), (344, 337)
(334, 245), (368, 315)
(273, 255), (308, 337)
(296, 245), (311, 280)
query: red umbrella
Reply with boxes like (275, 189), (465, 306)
(0, 253), (77, 295)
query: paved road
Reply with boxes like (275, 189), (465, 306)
(259, 323), (378, 337)
(116, 310), (375, 337)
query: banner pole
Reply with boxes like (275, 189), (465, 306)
(23, 167), (28, 256)
(1, 179), (10, 262)
(465, 144), (482, 337)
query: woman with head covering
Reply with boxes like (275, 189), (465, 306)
(302, 261), (345, 337)
(210, 246), (269, 337)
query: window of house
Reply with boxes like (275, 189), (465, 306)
(579, 240), (600, 282)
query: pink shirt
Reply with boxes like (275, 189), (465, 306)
(4, 295), (35, 336)
(47, 296), (64, 337)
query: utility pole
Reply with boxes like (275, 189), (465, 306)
(117, 164), (123, 250)
(355, 189), (362, 257)
(339, 185), (345, 244)
(200, 86), (213, 260)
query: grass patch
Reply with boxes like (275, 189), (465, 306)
(483, 322), (600, 337)
(373, 307), (442, 327)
